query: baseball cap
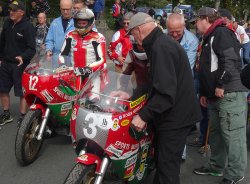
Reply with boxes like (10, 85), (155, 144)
(218, 9), (232, 20)
(127, 12), (155, 33)
(9, 0), (25, 11)
(197, 7), (217, 17)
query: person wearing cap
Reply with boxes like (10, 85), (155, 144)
(126, 12), (201, 184)
(0, 0), (36, 126)
(193, 7), (248, 184)
(45, 0), (74, 68)
(108, 12), (134, 73)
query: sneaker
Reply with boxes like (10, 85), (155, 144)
(193, 166), (223, 177)
(219, 177), (244, 184)
(187, 137), (202, 147)
(0, 112), (13, 125)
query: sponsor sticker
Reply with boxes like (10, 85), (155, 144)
(111, 118), (120, 131)
(129, 95), (146, 109)
(121, 119), (130, 126)
(115, 141), (130, 150)
(125, 154), (137, 168)
(79, 154), (88, 161)
(61, 102), (72, 111)
(106, 145), (123, 157)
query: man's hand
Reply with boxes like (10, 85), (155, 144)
(46, 50), (52, 57)
(215, 87), (224, 98)
(200, 96), (208, 107)
(110, 90), (130, 100)
(16, 56), (23, 66)
(131, 115), (147, 132)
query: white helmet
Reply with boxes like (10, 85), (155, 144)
(74, 8), (95, 35)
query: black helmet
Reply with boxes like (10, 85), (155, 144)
(74, 8), (95, 35)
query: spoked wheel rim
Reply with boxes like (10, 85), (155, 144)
(24, 116), (42, 159)
(82, 167), (96, 184)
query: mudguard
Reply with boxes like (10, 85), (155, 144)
(29, 104), (46, 116)
(76, 153), (102, 172)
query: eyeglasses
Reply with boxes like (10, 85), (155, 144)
(123, 22), (129, 25)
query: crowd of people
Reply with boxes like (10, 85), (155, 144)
(0, 0), (249, 184)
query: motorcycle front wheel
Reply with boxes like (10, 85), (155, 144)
(64, 164), (96, 184)
(15, 109), (44, 166)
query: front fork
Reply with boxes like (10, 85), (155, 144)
(78, 149), (110, 184)
(94, 157), (109, 184)
(36, 108), (50, 140)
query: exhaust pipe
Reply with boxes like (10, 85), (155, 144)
(36, 108), (50, 140)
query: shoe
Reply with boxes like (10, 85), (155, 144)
(219, 176), (244, 184)
(198, 145), (210, 154)
(0, 112), (13, 125)
(193, 166), (223, 177)
(187, 137), (202, 147)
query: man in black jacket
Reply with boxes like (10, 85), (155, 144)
(128, 12), (201, 184)
(193, 7), (248, 184)
(0, 0), (36, 125)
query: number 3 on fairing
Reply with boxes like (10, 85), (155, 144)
(29, 76), (38, 91)
(83, 113), (97, 139)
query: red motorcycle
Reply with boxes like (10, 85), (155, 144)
(15, 53), (80, 166)
(64, 70), (154, 184)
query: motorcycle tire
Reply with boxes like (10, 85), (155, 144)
(15, 109), (44, 166)
(64, 164), (96, 184)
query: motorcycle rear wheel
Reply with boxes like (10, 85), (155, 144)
(64, 164), (96, 184)
(15, 109), (44, 166)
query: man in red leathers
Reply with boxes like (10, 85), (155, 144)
(108, 12), (133, 72)
(59, 8), (106, 100)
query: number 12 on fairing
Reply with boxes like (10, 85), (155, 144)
(29, 76), (38, 91)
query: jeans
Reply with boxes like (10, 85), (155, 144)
(242, 42), (250, 64)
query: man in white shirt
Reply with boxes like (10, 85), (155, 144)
(233, 21), (250, 64)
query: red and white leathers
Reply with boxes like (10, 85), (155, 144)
(60, 30), (106, 100)
(112, 3), (121, 18)
(107, 28), (132, 68)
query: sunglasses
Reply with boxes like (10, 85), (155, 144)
(123, 22), (129, 25)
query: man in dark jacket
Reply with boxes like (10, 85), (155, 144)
(128, 12), (201, 184)
(0, 0), (36, 125)
(193, 7), (248, 184)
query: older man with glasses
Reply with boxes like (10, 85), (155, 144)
(45, 0), (74, 68)
(0, 0), (36, 126)
(127, 12), (201, 184)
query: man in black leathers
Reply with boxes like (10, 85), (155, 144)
(127, 12), (202, 184)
